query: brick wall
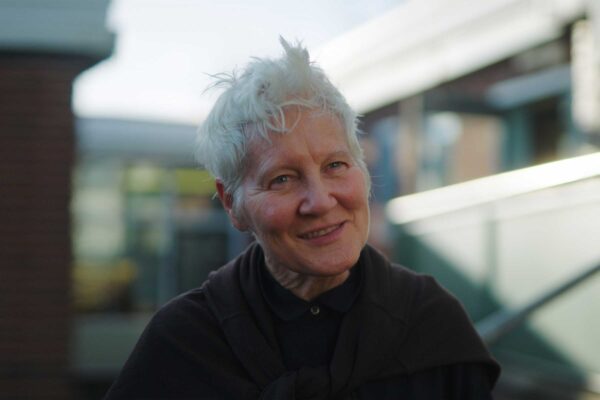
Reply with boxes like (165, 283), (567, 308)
(0, 52), (94, 400)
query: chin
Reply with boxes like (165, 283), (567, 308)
(306, 251), (361, 277)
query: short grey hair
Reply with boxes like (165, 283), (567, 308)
(195, 37), (368, 208)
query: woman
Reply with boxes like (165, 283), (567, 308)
(105, 38), (499, 399)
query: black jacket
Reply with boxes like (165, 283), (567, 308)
(105, 244), (500, 399)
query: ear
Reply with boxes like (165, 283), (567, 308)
(216, 180), (248, 231)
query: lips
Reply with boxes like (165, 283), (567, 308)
(299, 222), (344, 240)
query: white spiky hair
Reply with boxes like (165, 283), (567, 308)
(195, 37), (367, 210)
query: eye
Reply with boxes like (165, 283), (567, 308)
(269, 174), (292, 189)
(273, 175), (289, 184)
(327, 161), (349, 173)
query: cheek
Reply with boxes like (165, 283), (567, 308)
(340, 170), (370, 208)
(246, 197), (297, 234)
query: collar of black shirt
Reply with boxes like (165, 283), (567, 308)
(257, 259), (363, 322)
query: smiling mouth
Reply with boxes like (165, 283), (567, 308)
(299, 223), (344, 239)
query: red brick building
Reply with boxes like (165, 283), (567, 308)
(0, 2), (113, 398)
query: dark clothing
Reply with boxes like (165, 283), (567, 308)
(258, 259), (362, 370)
(105, 244), (500, 399)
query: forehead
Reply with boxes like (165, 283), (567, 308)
(246, 109), (348, 163)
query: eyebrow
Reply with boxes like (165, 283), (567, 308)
(255, 148), (353, 179)
(326, 150), (353, 160)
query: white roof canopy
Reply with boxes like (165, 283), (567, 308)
(318, 0), (589, 114)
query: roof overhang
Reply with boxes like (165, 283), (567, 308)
(0, 0), (114, 59)
(317, 0), (589, 114)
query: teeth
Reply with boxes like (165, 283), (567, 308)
(302, 224), (339, 239)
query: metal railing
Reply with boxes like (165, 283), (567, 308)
(476, 262), (600, 345)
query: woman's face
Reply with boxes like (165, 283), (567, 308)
(231, 108), (370, 278)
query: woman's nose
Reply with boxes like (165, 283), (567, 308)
(298, 177), (337, 216)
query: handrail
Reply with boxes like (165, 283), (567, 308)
(476, 262), (600, 345)
(386, 152), (600, 225)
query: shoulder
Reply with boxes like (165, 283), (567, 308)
(361, 245), (461, 322)
(362, 246), (499, 382)
(152, 287), (217, 331)
(394, 269), (500, 385)
(104, 288), (231, 399)
(129, 287), (227, 364)
(384, 263), (478, 349)
(389, 263), (465, 322)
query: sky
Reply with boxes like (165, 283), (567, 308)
(74, 0), (401, 125)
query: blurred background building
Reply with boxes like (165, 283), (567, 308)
(1, 0), (599, 399)
(0, 1), (114, 399)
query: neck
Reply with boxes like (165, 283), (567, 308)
(264, 258), (350, 301)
